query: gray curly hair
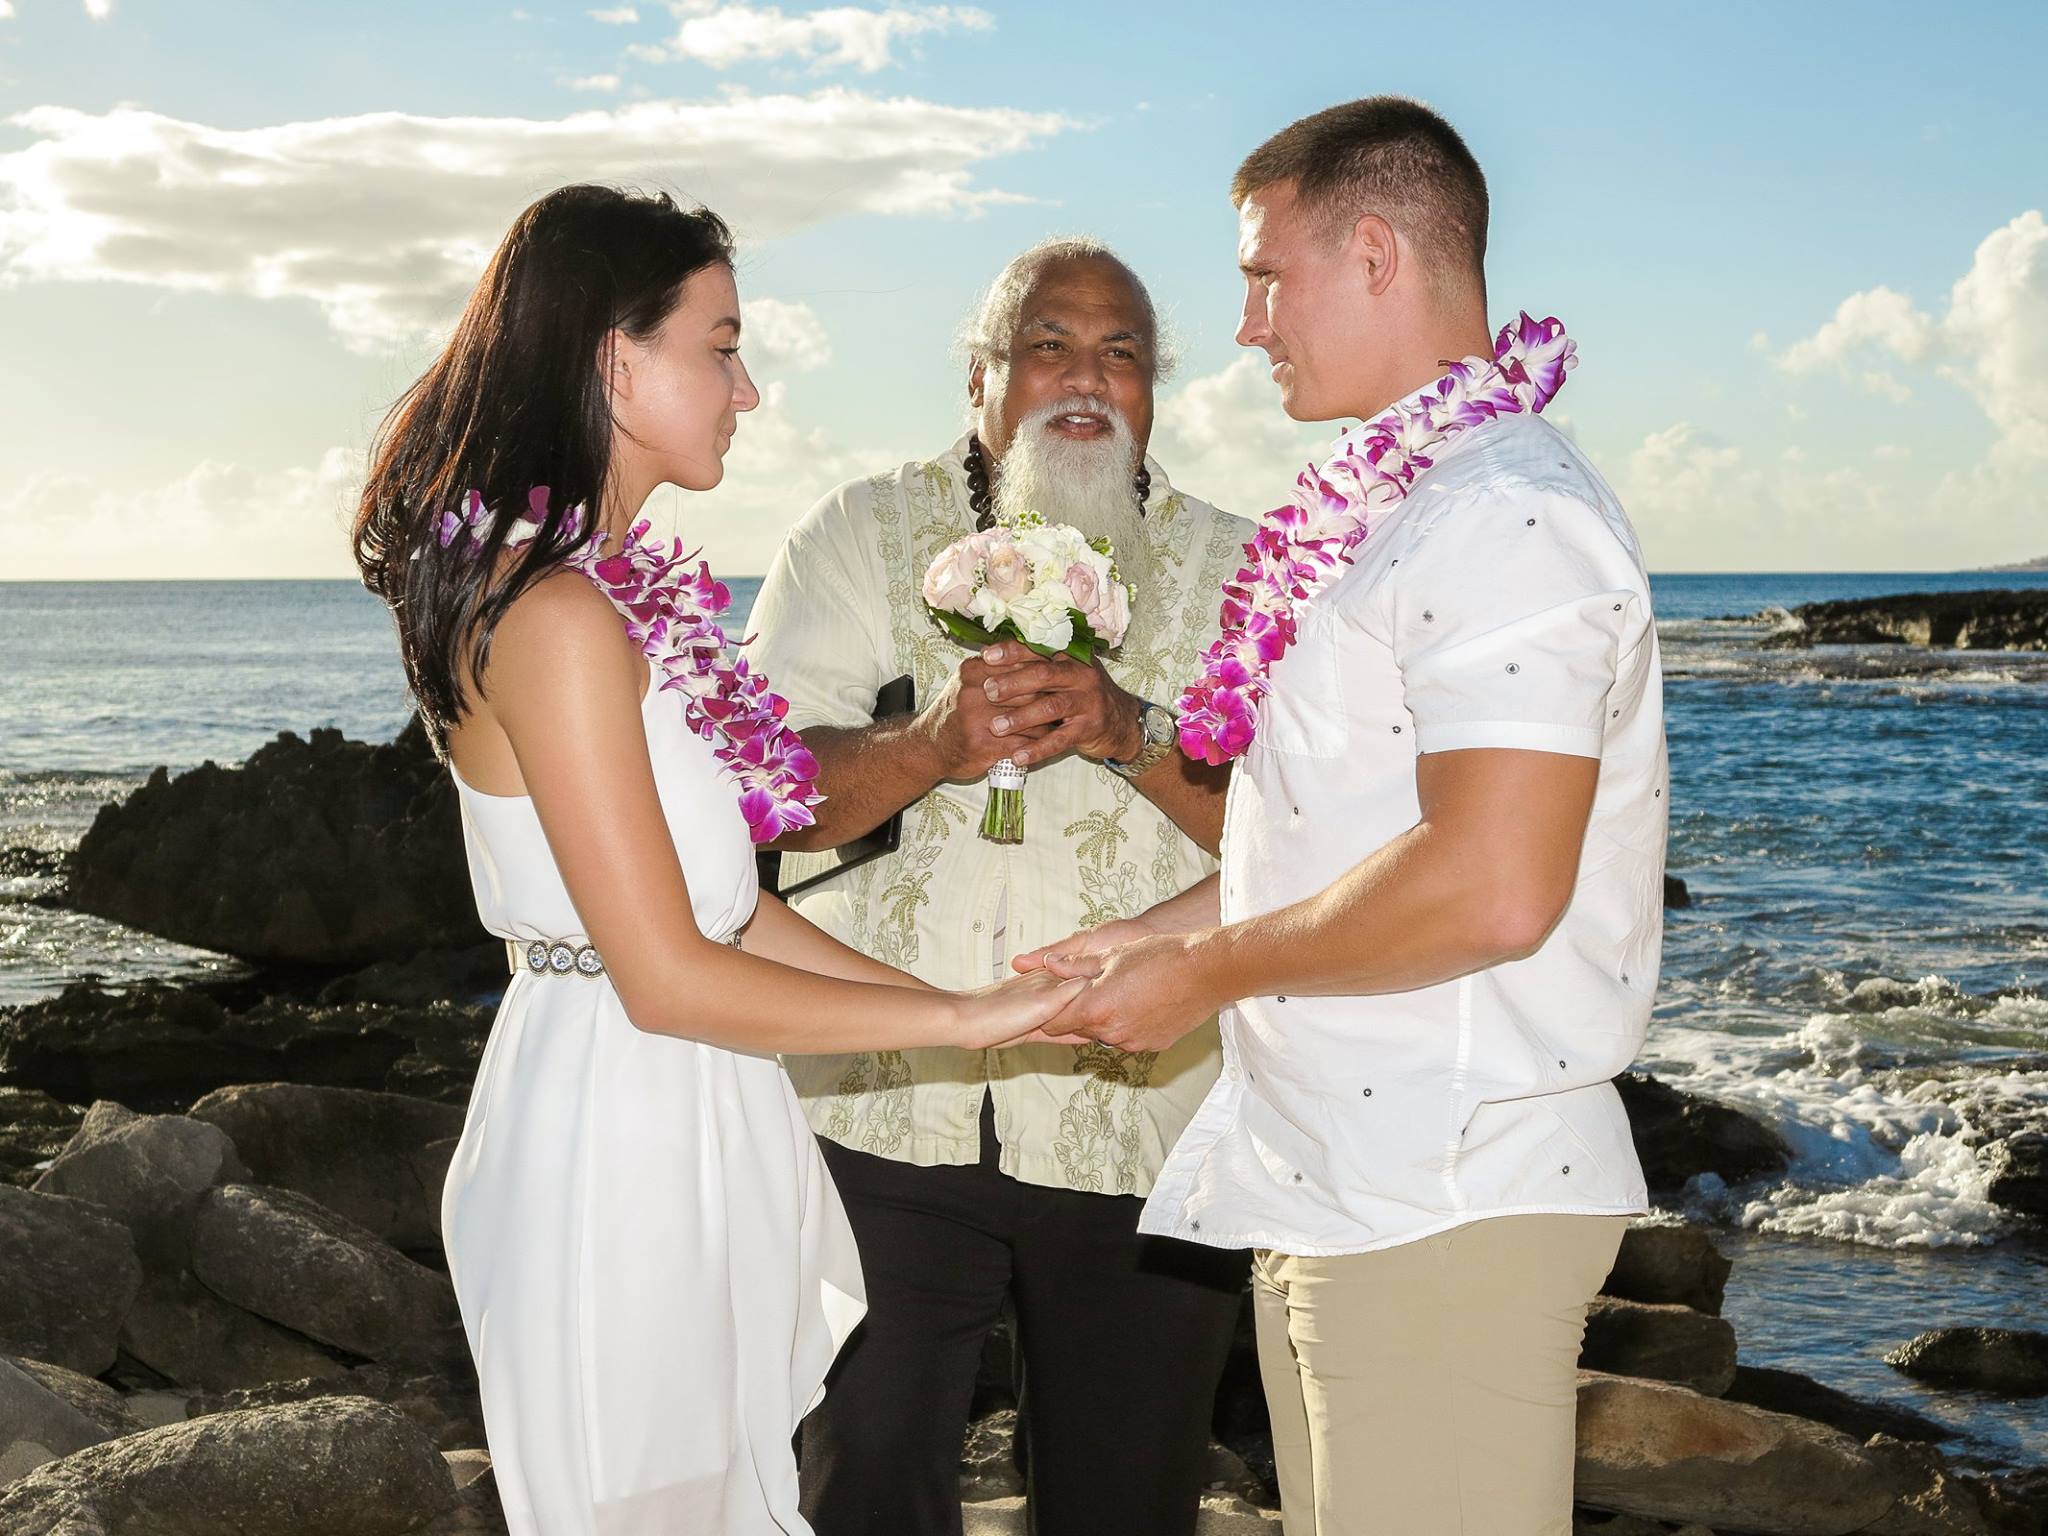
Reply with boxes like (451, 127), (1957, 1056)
(957, 236), (1179, 383)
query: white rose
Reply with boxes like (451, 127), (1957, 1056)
(1005, 582), (1075, 650)
(967, 585), (1010, 629)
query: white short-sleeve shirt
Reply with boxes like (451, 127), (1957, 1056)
(1139, 411), (1666, 1257)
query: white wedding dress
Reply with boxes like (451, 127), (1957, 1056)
(441, 661), (866, 1536)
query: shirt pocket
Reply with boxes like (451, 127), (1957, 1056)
(1256, 605), (1348, 760)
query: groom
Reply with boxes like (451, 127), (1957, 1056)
(1021, 98), (1666, 1533)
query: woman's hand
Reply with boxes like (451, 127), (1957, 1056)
(951, 969), (1090, 1049)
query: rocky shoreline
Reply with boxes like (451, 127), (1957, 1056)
(1762, 590), (2048, 652)
(0, 726), (2044, 1534)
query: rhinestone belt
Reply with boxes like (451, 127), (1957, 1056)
(507, 928), (745, 979)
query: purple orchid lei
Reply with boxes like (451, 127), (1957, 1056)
(1175, 312), (1577, 765)
(452, 489), (822, 843)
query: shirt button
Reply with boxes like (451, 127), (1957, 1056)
(1276, 995), (1287, 1003)
(1562, 1165), (1572, 1175)
(1362, 1087), (1373, 1098)
(1291, 1172), (1303, 1183)
(1190, 1220), (1201, 1233)
(1506, 663), (1520, 675)
(973, 921), (984, 932)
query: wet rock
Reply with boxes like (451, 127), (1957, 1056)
(1985, 1133), (2048, 1220)
(1602, 1223), (1732, 1315)
(188, 1083), (463, 1251)
(0, 1186), (142, 1376)
(1780, 590), (2048, 651)
(0, 1395), (455, 1534)
(1663, 875), (1692, 909)
(960, 1409), (1022, 1501)
(1580, 1297), (1738, 1396)
(33, 1101), (246, 1263)
(1885, 1328), (2048, 1398)
(0, 1086), (84, 1189)
(1615, 1071), (1792, 1194)
(0, 1356), (119, 1483)
(190, 1183), (459, 1362)
(1726, 1365), (1950, 1445)
(0, 980), (490, 1112)
(62, 718), (482, 969)
(117, 1269), (348, 1394)
(1573, 1370), (1895, 1533)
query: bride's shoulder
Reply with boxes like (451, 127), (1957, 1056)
(490, 568), (639, 686)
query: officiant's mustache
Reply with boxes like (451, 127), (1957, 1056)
(1019, 394), (1132, 449)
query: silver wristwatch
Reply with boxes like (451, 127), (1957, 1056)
(1106, 699), (1177, 780)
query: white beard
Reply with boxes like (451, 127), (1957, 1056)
(991, 397), (1163, 664)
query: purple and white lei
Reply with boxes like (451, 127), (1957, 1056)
(455, 489), (822, 843)
(1176, 313), (1577, 764)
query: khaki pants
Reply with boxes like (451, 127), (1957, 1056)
(1253, 1213), (1625, 1536)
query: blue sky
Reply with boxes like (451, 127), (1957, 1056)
(2, 0), (2043, 578)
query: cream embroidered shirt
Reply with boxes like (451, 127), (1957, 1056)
(1140, 412), (1663, 1256)
(748, 436), (1252, 1196)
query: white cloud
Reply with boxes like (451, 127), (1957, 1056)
(589, 4), (640, 20)
(564, 73), (623, 91)
(1147, 354), (1325, 517)
(82, 0), (109, 15)
(0, 93), (1069, 352)
(634, 2), (992, 73)
(1614, 418), (2039, 571)
(2, 449), (366, 580)
(1776, 212), (2047, 453)
(739, 297), (831, 374)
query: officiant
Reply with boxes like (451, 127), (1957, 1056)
(748, 238), (1252, 1536)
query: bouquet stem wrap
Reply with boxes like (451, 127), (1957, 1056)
(981, 757), (1028, 844)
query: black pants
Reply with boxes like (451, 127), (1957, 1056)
(799, 1097), (1248, 1536)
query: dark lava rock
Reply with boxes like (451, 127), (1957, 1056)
(34, 1101), (247, 1264)
(1663, 875), (1692, 909)
(317, 943), (509, 1007)
(1725, 1364), (1950, 1445)
(189, 1083), (463, 1251)
(0, 1396), (455, 1535)
(1986, 1133), (2048, 1220)
(62, 718), (481, 969)
(1615, 1072), (1792, 1195)
(190, 1183), (460, 1362)
(118, 1268), (349, 1395)
(0, 1086), (85, 1188)
(1579, 1297), (1737, 1396)
(0, 980), (489, 1112)
(1780, 588), (2048, 651)
(0, 1185), (142, 1376)
(959, 1408), (1023, 1501)
(189, 1362), (486, 1453)
(1886, 1328), (2048, 1398)
(1602, 1223), (1731, 1316)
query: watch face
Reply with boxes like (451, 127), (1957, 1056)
(1141, 703), (1175, 747)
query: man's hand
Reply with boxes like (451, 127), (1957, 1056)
(1026, 932), (1219, 1054)
(917, 653), (1056, 781)
(978, 642), (1144, 768)
(1012, 915), (1159, 977)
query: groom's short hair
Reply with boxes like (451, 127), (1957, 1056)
(1233, 97), (1488, 294)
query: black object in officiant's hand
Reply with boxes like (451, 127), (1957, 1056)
(756, 674), (914, 900)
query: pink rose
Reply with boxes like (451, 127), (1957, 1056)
(1088, 576), (1131, 647)
(922, 532), (988, 613)
(1062, 561), (1101, 621)
(983, 536), (1031, 601)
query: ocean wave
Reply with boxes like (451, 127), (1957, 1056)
(1647, 991), (2048, 1250)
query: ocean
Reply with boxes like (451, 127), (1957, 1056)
(2, 571), (2045, 1464)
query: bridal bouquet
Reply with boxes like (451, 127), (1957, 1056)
(922, 512), (1133, 843)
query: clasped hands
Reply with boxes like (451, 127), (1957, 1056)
(924, 642), (1145, 779)
(1005, 918), (1218, 1055)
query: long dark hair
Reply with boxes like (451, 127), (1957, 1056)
(352, 184), (735, 741)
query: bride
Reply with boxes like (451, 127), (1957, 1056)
(350, 184), (1081, 1536)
